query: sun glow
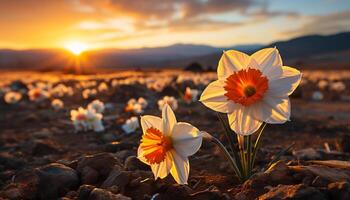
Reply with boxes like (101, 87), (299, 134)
(64, 41), (88, 55)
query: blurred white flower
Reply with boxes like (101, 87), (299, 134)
(312, 91), (324, 101)
(28, 88), (50, 102)
(138, 97), (148, 108)
(51, 84), (74, 97)
(86, 109), (104, 132)
(330, 81), (346, 92)
(122, 116), (139, 134)
(71, 107), (88, 131)
(4, 91), (22, 104)
(88, 99), (105, 113)
(183, 87), (200, 104)
(70, 107), (104, 132)
(51, 99), (64, 110)
(158, 96), (178, 111)
(125, 97), (148, 114)
(82, 89), (97, 99)
(98, 82), (109, 92)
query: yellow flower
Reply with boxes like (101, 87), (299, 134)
(200, 48), (301, 135)
(138, 104), (202, 184)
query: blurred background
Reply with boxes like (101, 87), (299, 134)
(0, 0), (349, 72)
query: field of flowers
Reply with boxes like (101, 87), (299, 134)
(1, 49), (350, 200)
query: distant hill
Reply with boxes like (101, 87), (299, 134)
(265, 32), (350, 59)
(0, 32), (349, 71)
(0, 43), (262, 70)
(177, 32), (350, 70)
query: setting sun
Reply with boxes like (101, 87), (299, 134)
(64, 42), (87, 55)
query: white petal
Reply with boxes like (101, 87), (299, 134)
(267, 66), (302, 98)
(228, 105), (262, 135)
(170, 151), (189, 184)
(172, 122), (202, 157)
(240, 101), (268, 123)
(217, 50), (250, 80)
(140, 115), (162, 133)
(137, 146), (149, 165)
(262, 96), (291, 124)
(162, 104), (177, 136)
(199, 79), (238, 113)
(150, 152), (173, 179)
(251, 48), (283, 79)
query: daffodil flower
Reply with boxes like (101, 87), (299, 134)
(138, 104), (202, 184)
(200, 48), (302, 135)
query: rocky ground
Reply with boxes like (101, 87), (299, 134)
(0, 70), (350, 200)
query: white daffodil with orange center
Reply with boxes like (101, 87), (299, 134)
(138, 104), (202, 184)
(200, 48), (302, 135)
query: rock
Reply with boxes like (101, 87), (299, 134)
(2, 163), (78, 200)
(341, 135), (350, 153)
(122, 171), (155, 200)
(311, 176), (330, 187)
(290, 165), (350, 182)
(24, 113), (40, 123)
(114, 150), (134, 161)
(265, 161), (295, 185)
(77, 153), (123, 184)
(0, 184), (24, 200)
(31, 140), (61, 156)
(101, 133), (118, 143)
(81, 166), (99, 184)
(101, 167), (129, 191)
(78, 185), (96, 200)
(3, 170), (40, 200)
(293, 148), (321, 160)
(309, 160), (350, 170)
(0, 152), (26, 170)
(234, 188), (258, 200)
(9, 80), (27, 91)
(88, 188), (131, 200)
(157, 184), (192, 200)
(258, 184), (326, 200)
(328, 181), (350, 200)
(124, 156), (149, 171)
(35, 163), (79, 200)
(190, 186), (229, 200)
(243, 172), (269, 190)
(242, 161), (295, 197)
(33, 128), (52, 139)
(65, 190), (78, 198)
(104, 142), (135, 153)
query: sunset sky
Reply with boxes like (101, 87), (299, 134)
(1, 0), (350, 50)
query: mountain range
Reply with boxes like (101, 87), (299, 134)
(0, 32), (349, 71)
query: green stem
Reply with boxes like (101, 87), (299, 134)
(208, 135), (243, 181)
(247, 135), (252, 177)
(237, 135), (247, 178)
(216, 113), (243, 172)
(251, 123), (266, 170)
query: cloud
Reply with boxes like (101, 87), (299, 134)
(280, 11), (350, 37)
(73, 0), (293, 35)
(180, 0), (252, 18)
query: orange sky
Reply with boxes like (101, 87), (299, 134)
(0, 0), (350, 50)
